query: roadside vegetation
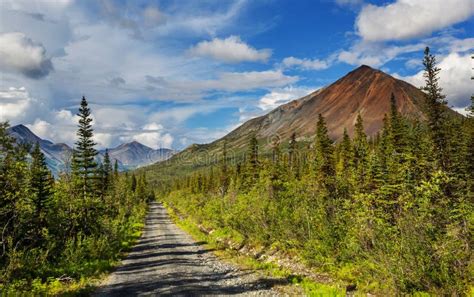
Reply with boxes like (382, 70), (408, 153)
(165, 203), (348, 296)
(0, 97), (153, 294)
(155, 48), (473, 295)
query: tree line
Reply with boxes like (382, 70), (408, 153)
(157, 48), (473, 294)
(0, 97), (152, 293)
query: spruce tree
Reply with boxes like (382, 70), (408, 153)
(113, 159), (119, 178)
(72, 96), (99, 199)
(288, 132), (297, 168)
(248, 133), (259, 179)
(0, 122), (29, 253)
(339, 128), (353, 174)
(99, 149), (112, 196)
(389, 93), (405, 153)
(422, 47), (449, 170)
(131, 173), (137, 192)
(314, 114), (335, 181)
(29, 142), (54, 244)
(353, 114), (369, 191)
(220, 140), (229, 196)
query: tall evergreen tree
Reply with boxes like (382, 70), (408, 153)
(314, 114), (335, 181)
(131, 173), (137, 192)
(100, 149), (112, 196)
(421, 47), (449, 170)
(29, 142), (54, 244)
(288, 132), (297, 168)
(220, 140), (229, 196)
(339, 128), (353, 174)
(353, 114), (369, 190)
(389, 93), (405, 153)
(113, 159), (119, 178)
(72, 96), (99, 199)
(248, 133), (259, 179)
(0, 122), (29, 256)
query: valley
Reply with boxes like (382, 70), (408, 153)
(1, 1), (473, 295)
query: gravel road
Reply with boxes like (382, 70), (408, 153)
(94, 202), (287, 296)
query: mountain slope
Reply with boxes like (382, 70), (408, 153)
(143, 65), (456, 177)
(7, 125), (175, 175)
(222, 65), (428, 148)
(105, 141), (175, 169)
(8, 124), (73, 175)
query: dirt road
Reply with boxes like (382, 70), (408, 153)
(94, 202), (286, 296)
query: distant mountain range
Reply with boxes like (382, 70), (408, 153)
(144, 65), (460, 176)
(103, 141), (175, 170)
(7, 124), (176, 176)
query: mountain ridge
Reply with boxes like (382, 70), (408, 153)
(7, 125), (176, 175)
(143, 65), (459, 177)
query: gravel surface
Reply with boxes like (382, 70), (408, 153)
(94, 202), (287, 296)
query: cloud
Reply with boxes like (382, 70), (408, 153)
(337, 41), (425, 67)
(397, 52), (473, 109)
(0, 0), (73, 19)
(336, 0), (364, 7)
(146, 70), (298, 93)
(189, 35), (271, 63)
(110, 76), (126, 86)
(258, 86), (315, 111)
(158, 0), (248, 37)
(27, 110), (77, 144)
(125, 122), (174, 149)
(282, 56), (330, 70)
(94, 132), (114, 148)
(0, 87), (34, 121)
(443, 37), (474, 53)
(357, 0), (474, 41)
(0, 32), (53, 78)
(149, 106), (212, 124)
(203, 70), (298, 91)
(231, 86), (316, 127)
(143, 6), (167, 28)
(0, 8), (73, 58)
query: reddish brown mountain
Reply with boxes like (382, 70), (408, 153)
(148, 65), (449, 173)
(222, 65), (428, 150)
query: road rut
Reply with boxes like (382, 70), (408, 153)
(94, 202), (286, 296)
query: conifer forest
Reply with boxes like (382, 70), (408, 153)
(0, 11), (473, 293)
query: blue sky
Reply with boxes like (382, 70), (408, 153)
(0, 0), (473, 150)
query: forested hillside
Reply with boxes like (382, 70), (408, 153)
(143, 58), (460, 185)
(0, 97), (154, 294)
(153, 49), (473, 294)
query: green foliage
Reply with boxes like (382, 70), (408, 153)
(29, 142), (54, 246)
(422, 47), (449, 170)
(154, 50), (473, 294)
(72, 96), (99, 198)
(0, 97), (150, 294)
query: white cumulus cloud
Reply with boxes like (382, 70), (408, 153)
(396, 52), (473, 109)
(27, 109), (77, 144)
(189, 35), (272, 63)
(0, 32), (53, 78)
(0, 87), (35, 121)
(258, 86), (315, 111)
(357, 0), (474, 41)
(128, 122), (174, 149)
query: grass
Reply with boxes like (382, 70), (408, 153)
(163, 201), (347, 296)
(0, 222), (145, 296)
